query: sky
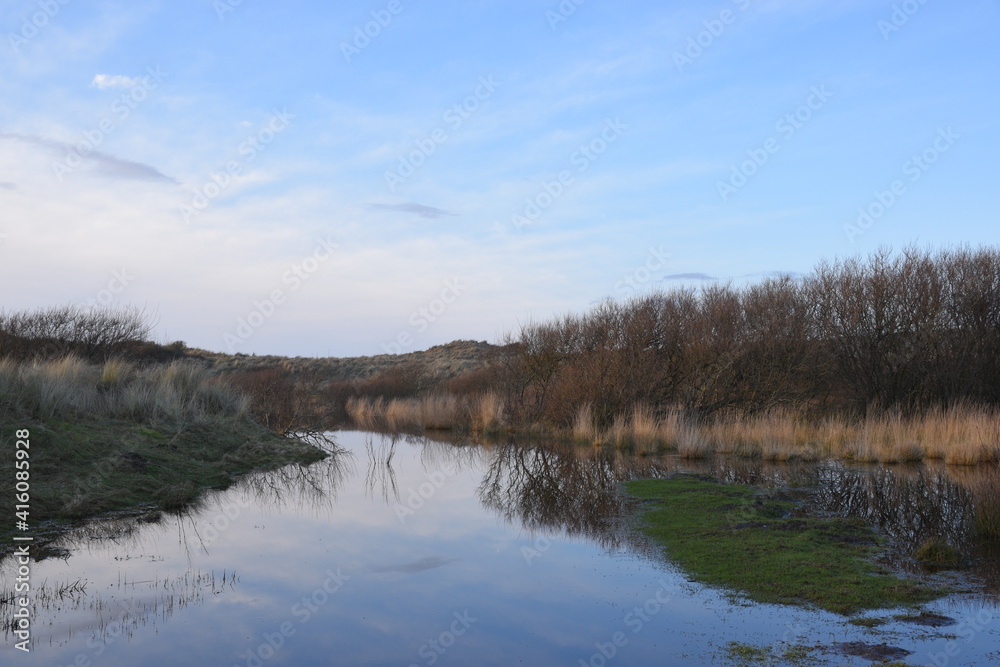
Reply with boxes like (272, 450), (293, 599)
(1, 0), (997, 357)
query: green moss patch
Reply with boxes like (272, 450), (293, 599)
(624, 475), (944, 615)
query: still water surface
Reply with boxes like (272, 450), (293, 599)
(3, 431), (999, 666)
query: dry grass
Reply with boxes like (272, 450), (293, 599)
(343, 390), (999, 467)
(676, 423), (713, 459)
(572, 403), (597, 444)
(347, 393), (466, 431)
(470, 392), (505, 433)
(1, 356), (250, 424)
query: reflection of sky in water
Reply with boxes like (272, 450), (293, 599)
(1, 431), (998, 666)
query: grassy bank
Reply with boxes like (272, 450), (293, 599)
(0, 357), (326, 551)
(623, 475), (944, 615)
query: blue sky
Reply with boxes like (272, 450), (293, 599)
(1, 0), (997, 357)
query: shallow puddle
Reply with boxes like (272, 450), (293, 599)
(2, 431), (999, 665)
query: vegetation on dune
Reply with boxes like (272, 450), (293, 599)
(339, 246), (1000, 467)
(0, 307), (328, 549)
(624, 475), (943, 615)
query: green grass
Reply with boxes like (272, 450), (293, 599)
(624, 475), (944, 615)
(0, 417), (326, 553)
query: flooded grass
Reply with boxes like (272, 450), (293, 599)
(624, 475), (945, 615)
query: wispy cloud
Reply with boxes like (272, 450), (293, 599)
(0, 133), (176, 184)
(0, 182), (16, 191)
(661, 272), (717, 281)
(90, 74), (140, 89)
(367, 202), (457, 219)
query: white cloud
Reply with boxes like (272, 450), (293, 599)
(90, 74), (140, 90)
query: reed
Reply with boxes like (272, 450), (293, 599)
(571, 402), (597, 444)
(470, 392), (504, 433)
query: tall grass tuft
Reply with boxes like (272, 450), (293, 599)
(572, 403), (597, 444)
(470, 392), (504, 433)
(3, 356), (250, 424)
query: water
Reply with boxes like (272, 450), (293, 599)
(2, 431), (999, 665)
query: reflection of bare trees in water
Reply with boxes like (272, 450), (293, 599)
(809, 463), (972, 554)
(470, 436), (1000, 599)
(477, 440), (674, 550)
(365, 434), (399, 502)
(0, 433), (355, 566)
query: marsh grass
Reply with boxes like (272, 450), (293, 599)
(345, 391), (998, 466)
(0, 356), (324, 552)
(625, 475), (942, 614)
(1, 356), (250, 424)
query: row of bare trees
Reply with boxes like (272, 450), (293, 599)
(491, 247), (1000, 428)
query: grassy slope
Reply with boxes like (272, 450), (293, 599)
(624, 475), (943, 615)
(0, 417), (326, 551)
